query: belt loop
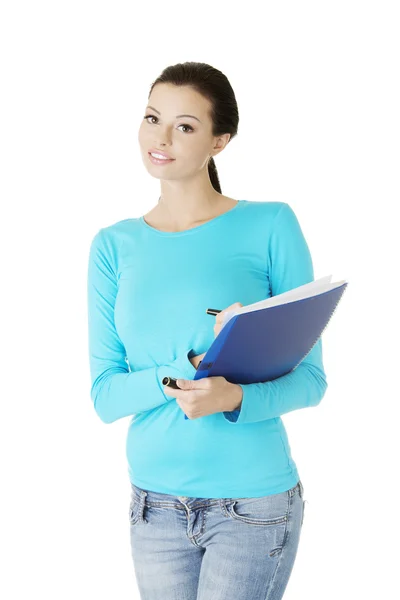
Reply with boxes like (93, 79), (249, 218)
(220, 497), (230, 517)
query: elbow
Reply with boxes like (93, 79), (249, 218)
(91, 395), (113, 424)
(308, 368), (328, 407)
(90, 385), (114, 425)
(95, 406), (114, 425)
(89, 368), (128, 424)
(300, 356), (328, 408)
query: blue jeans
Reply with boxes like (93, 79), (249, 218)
(129, 479), (305, 599)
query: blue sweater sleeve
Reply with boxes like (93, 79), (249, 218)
(223, 203), (328, 424)
(87, 228), (197, 424)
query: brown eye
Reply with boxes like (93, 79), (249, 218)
(144, 115), (157, 124)
(178, 124), (194, 133)
(143, 115), (194, 133)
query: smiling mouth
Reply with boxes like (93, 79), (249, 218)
(148, 152), (176, 163)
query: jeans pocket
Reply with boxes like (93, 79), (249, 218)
(226, 493), (289, 527)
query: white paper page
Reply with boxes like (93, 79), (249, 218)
(221, 275), (347, 328)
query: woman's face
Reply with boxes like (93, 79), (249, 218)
(138, 83), (225, 181)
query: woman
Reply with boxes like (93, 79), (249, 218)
(87, 61), (327, 599)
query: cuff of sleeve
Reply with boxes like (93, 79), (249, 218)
(156, 348), (198, 403)
(222, 384), (248, 424)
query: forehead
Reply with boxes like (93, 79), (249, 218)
(148, 84), (210, 119)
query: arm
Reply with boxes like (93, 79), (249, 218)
(222, 202), (328, 424)
(87, 228), (197, 424)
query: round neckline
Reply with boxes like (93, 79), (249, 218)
(139, 199), (246, 237)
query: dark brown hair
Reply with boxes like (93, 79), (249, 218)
(148, 61), (239, 193)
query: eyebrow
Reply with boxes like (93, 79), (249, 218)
(146, 105), (201, 123)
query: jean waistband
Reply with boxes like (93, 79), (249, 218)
(130, 480), (303, 509)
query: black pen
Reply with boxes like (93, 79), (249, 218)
(162, 376), (179, 389)
(205, 308), (222, 316)
(163, 360), (203, 389)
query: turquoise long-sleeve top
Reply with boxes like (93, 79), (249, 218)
(87, 200), (328, 498)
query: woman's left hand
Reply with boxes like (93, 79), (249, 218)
(163, 376), (242, 419)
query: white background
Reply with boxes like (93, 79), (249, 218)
(1, 1), (398, 598)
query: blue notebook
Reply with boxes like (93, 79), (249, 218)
(184, 275), (348, 419)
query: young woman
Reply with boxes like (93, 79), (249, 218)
(87, 61), (327, 600)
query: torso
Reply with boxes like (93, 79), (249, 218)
(142, 195), (239, 233)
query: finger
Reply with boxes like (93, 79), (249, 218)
(215, 303), (236, 324)
(215, 302), (243, 324)
(163, 385), (183, 398)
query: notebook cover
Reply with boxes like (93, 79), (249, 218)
(183, 282), (348, 419)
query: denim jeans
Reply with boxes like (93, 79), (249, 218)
(129, 479), (305, 600)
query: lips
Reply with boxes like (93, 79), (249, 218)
(148, 149), (175, 160)
(148, 152), (176, 166)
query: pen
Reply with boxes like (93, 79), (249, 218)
(162, 376), (179, 389)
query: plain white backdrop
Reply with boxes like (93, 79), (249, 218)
(1, 1), (399, 598)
